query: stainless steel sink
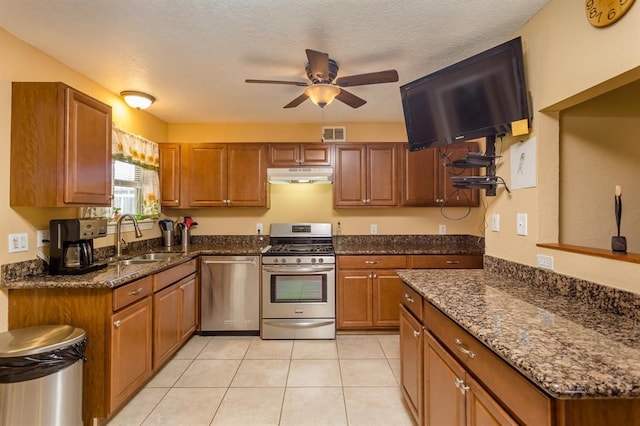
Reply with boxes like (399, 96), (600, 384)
(117, 259), (160, 265)
(130, 252), (177, 261)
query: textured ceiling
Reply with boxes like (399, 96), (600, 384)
(0, 0), (549, 124)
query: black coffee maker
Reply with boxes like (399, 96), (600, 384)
(49, 218), (108, 275)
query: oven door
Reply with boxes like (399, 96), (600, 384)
(261, 264), (335, 319)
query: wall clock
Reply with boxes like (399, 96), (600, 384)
(586, 0), (635, 27)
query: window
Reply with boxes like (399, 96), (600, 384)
(112, 160), (144, 217)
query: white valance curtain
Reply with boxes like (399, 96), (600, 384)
(112, 126), (161, 218)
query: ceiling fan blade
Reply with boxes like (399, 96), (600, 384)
(335, 89), (367, 108)
(305, 49), (330, 82)
(245, 79), (308, 87)
(283, 93), (309, 108)
(335, 70), (399, 87)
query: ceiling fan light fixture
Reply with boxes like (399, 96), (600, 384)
(120, 91), (156, 110)
(304, 84), (340, 108)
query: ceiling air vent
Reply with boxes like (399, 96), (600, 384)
(322, 126), (346, 142)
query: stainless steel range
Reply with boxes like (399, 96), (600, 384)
(261, 223), (335, 339)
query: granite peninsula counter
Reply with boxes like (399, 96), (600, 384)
(396, 268), (640, 400)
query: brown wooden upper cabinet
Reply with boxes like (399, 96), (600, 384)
(10, 82), (113, 207)
(160, 143), (267, 208)
(333, 143), (398, 207)
(268, 143), (333, 166)
(400, 141), (480, 207)
(159, 143), (181, 207)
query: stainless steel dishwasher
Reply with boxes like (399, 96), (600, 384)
(200, 256), (260, 335)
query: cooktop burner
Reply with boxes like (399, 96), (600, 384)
(265, 244), (334, 255)
(264, 223), (334, 257)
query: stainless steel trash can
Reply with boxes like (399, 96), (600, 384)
(0, 325), (86, 426)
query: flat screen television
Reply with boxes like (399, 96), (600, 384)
(400, 37), (530, 152)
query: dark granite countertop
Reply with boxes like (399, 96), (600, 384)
(333, 234), (484, 255)
(396, 268), (640, 399)
(1, 240), (265, 290)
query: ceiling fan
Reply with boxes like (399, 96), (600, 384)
(245, 49), (399, 109)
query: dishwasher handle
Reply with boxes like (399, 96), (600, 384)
(203, 259), (258, 265)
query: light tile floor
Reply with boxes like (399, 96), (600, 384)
(108, 334), (415, 426)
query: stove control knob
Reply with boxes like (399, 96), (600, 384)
(311, 258), (316, 263)
(296, 258), (301, 264)
(281, 258), (287, 264)
(272, 258), (278, 264)
(318, 258), (324, 263)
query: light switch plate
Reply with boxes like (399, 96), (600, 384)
(516, 213), (528, 236)
(491, 214), (500, 232)
(438, 224), (447, 235)
(8, 233), (28, 253)
(370, 224), (378, 235)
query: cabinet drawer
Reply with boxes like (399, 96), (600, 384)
(339, 255), (407, 269)
(113, 276), (153, 311)
(424, 303), (551, 426)
(400, 282), (423, 323)
(409, 255), (483, 269)
(154, 259), (198, 291)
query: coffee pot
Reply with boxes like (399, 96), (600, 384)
(63, 241), (93, 268)
(50, 218), (107, 275)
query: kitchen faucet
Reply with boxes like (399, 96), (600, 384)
(115, 214), (143, 257)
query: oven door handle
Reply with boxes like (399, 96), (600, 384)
(262, 320), (335, 329)
(262, 266), (335, 274)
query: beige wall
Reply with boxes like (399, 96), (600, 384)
(487, 0), (640, 293)
(0, 28), (168, 330)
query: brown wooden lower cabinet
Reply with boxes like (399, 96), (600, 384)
(7, 259), (198, 426)
(425, 331), (517, 426)
(110, 296), (153, 411)
(400, 284), (640, 426)
(338, 254), (482, 331)
(337, 255), (406, 329)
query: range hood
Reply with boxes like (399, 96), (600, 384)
(267, 167), (333, 184)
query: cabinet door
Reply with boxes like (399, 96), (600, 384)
(300, 144), (332, 166)
(466, 375), (519, 426)
(440, 143), (480, 207)
(110, 297), (153, 412)
(337, 270), (372, 328)
(334, 144), (367, 206)
(188, 143), (227, 206)
(268, 143), (300, 166)
(153, 283), (181, 367)
(373, 270), (401, 327)
(64, 87), (113, 205)
(179, 274), (198, 342)
(227, 143), (267, 206)
(366, 143), (398, 206)
(400, 305), (423, 424)
(425, 331), (466, 426)
(159, 143), (181, 207)
(400, 145), (439, 206)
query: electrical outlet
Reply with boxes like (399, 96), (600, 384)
(8, 233), (28, 253)
(438, 224), (446, 235)
(256, 223), (264, 234)
(491, 214), (500, 232)
(370, 224), (378, 235)
(516, 213), (528, 236)
(37, 229), (50, 247)
(536, 254), (554, 271)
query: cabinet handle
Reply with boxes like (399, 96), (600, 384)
(372, 273), (377, 279)
(404, 293), (414, 303)
(445, 260), (461, 264)
(413, 330), (420, 338)
(128, 287), (143, 296)
(114, 320), (121, 328)
(454, 377), (469, 394)
(455, 338), (476, 358)
(364, 260), (379, 264)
